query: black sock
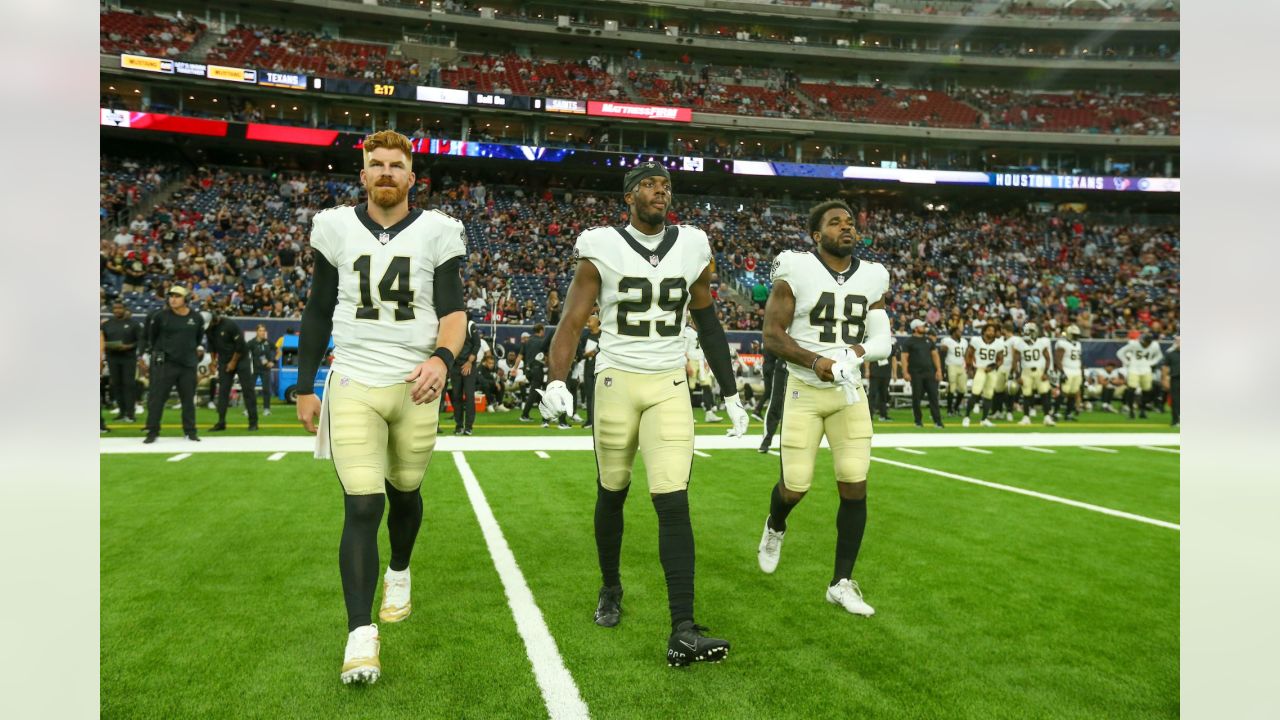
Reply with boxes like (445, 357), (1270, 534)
(768, 480), (798, 532)
(981, 397), (992, 420)
(832, 496), (867, 586)
(1067, 396), (1077, 418)
(339, 493), (386, 632)
(594, 483), (629, 587)
(384, 480), (423, 572)
(652, 490), (695, 630)
(1042, 392), (1053, 417)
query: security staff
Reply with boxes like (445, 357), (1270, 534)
(864, 337), (897, 422)
(514, 323), (549, 422)
(101, 301), (143, 422)
(143, 285), (204, 443)
(207, 312), (259, 432)
(899, 319), (944, 428)
(577, 315), (602, 428)
(245, 324), (276, 416)
(756, 348), (788, 453)
(449, 319), (482, 435)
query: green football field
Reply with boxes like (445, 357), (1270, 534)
(101, 436), (1179, 718)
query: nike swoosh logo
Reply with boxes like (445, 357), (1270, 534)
(680, 640), (696, 651)
(673, 380), (685, 386)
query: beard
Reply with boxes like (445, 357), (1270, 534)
(368, 181), (408, 208)
(819, 235), (854, 258)
(635, 204), (666, 227)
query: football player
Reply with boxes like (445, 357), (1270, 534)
(939, 323), (969, 417)
(540, 162), (749, 667)
(1053, 325), (1084, 421)
(1010, 322), (1056, 426)
(295, 130), (468, 685)
(1117, 331), (1164, 419)
(682, 323), (722, 422)
(962, 322), (1005, 428)
(993, 322), (1017, 421)
(756, 199), (893, 618)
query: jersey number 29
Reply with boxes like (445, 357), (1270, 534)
(617, 277), (688, 337)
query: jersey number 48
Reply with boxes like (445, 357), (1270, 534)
(809, 292), (868, 344)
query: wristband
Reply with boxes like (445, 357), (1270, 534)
(431, 347), (455, 368)
(810, 356), (821, 371)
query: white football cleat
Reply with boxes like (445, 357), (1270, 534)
(961, 417), (970, 428)
(340, 624), (381, 685)
(704, 411), (723, 422)
(1028, 407), (1036, 419)
(757, 517), (785, 574)
(379, 568), (411, 623)
(1018, 416), (1032, 426)
(981, 418), (995, 428)
(1043, 415), (1057, 427)
(1005, 412), (1014, 422)
(263, 408), (272, 416)
(826, 579), (875, 617)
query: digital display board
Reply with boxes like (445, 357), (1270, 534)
(258, 71), (309, 90)
(100, 109), (228, 137)
(314, 77), (417, 100)
(542, 98), (587, 115)
(416, 85), (470, 106)
(587, 100), (692, 123)
(120, 54), (172, 74)
(206, 64), (257, 84)
(470, 92), (533, 111)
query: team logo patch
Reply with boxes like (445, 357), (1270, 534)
(649, 254), (659, 266)
(792, 389), (799, 399)
(573, 246), (581, 259)
(378, 232), (391, 245)
(604, 377), (613, 387)
(340, 377), (350, 387)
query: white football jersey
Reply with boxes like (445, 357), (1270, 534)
(998, 335), (1016, 371)
(574, 224), (712, 374)
(310, 204), (466, 387)
(1057, 338), (1083, 373)
(1010, 336), (1053, 371)
(771, 250), (891, 388)
(681, 324), (705, 362)
(1118, 340), (1163, 373)
(1108, 367), (1128, 384)
(1085, 367), (1108, 385)
(940, 336), (968, 368)
(969, 336), (1006, 370)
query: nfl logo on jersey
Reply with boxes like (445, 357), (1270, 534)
(378, 232), (391, 244)
(604, 377), (613, 387)
(649, 254), (659, 266)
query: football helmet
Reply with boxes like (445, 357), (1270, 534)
(1066, 324), (1081, 339)
(1022, 322), (1039, 340)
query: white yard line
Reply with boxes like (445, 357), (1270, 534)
(869, 455), (1178, 531)
(452, 452), (590, 720)
(1020, 446), (1056, 454)
(534, 451), (550, 459)
(768, 450), (780, 456)
(1080, 446), (1119, 453)
(896, 448), (927, 455)
(1138, 445), (1180, 454)
(958, 446), (992, 455)
(267, 452), (286, 461)
(166, 453), (191, 462)
(693, 450), (711, 458)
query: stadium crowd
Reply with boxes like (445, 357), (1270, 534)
(99, 159), (1179, 343)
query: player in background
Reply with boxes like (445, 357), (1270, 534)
(1105, 361), (1128, 412)
(961, 322), (1004, 428)
(756, 200), (893, 617)
(994, 322), (1017, 421)
(682, 323), (723, 422)
(295, 130), (468, 685)
(1010, 322), (1056, 426)
(540, 162), (749, 667)
(1117, 332), (1164, 419)
(939, 323), (969, 417)
(1053, 325), (1084, 422)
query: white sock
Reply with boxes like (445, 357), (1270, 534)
(385, 567), (409, 581)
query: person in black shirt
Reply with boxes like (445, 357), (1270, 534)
(245, 324), (275, 416)
(514, 323), (549, 423)
(101, 301), (143, 422)
(449, 320), (482, 435)
(207, 312), (259, 432)
(577, 315), (602, 428)
(756, 348), (789, 453)
(142, 285), (205, 443)
(864, 337), (897, 422)
(899, 319), (944, 428)
(1163, 336), (1179, 427)
(477, 355), (507, 411)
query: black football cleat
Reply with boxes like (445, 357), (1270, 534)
(247, 422), (259, 431)
(666, 621), (729, 667)
(186, 433), (201, 442)
(209, 422), (227, 432)
(143, 433), (158, 444)
(758, 436), (772, 454)
(594, 585), (623, 627)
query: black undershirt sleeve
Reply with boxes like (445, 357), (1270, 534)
(297, 252), (339, 395)
(433, 255), (466, 318)
(689, 305), (738, 399)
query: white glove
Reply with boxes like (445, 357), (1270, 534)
(723, 393), (749, 438)
(829, 349), (864, 405)
(536, 380), (573, 420)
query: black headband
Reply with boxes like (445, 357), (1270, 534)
(623, 162), (671, 194)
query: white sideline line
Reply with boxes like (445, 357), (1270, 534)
(768, 450), (780, 456)
(452, 452), (590, 720)
(167, 453), (191, 462)
(267, 452), (286, 461)
(534, 451), (550, 459)
(693, 450), (711, 458)
(870, 456), (1179, 531)
(1021, 446), (1056, 454)
(959, 446), (992, 455)
(896, 448), (927, 455)
(1080, 446), (1118, 453)
(1139, 445), (1180, 454)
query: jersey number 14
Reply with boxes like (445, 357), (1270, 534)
(354, 255), (414, 321)
(809, 292), (868, 344)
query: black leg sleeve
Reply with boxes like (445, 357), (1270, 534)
(594, 482), (629, 587)
(340, 493), (386, 631)
(385, 480), (423, 572)
(832, 497), (868, 585)
(652, 490), (695, 629)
